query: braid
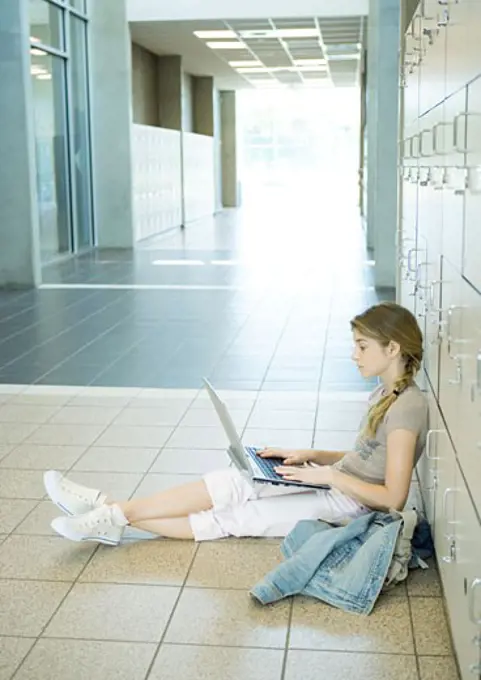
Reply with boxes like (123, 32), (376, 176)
(364, 355), (419, 438)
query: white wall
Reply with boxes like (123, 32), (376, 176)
(183, 132), (215, 223)
(132, 125), (183, 241)
(128, 0), (367, 22)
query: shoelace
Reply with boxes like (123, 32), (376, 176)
(61, 481), (94, 504)
(79, 508), (112, 531)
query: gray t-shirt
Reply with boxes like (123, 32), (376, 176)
(332, 383), (429, 485)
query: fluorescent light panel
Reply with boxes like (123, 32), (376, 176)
(206, 41), (245, 50)
(194, 30), (236, 39)
(228, 60), (262, 67)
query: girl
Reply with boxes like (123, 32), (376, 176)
(44, 302), (428, 546)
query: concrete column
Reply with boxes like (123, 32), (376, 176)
(90, 0), (134, 248)
(193, 76), (214, 136)
(0, 0), (41, 287)
(157, 55), (183, 130)
(366, 0), (401, 289)
(220, 91), (240, 208)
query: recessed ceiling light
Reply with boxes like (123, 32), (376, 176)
(328, 54), (361, 61)
(229, 60), (262, 67)
(206, 41), (246, 50)
(30, 48), (46, 56)
(276, 28), (319, 38)
(31, 66), (46, 74)
(236, 67), (270, 73)
(293, 59), (326, 66)
(30, 36), (40, 43)
(194, 30), (236, 39)
(37, 74), (52, 80)
(296, 65), (327, 72)
(239, 28), (319, 39)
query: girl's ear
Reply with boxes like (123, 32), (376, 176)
(388, 340), (401, 358)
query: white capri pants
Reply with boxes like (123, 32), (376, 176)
(188, 468), (369, 541)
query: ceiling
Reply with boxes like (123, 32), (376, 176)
(130, 17), (365, 90)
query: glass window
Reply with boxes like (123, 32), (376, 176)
(69, 16), (93, 249)
(31, 53), (72, 262)
(29, 0), (63, 50)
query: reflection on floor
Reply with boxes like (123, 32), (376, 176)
(1, 203), (384, 389)
(0, 384), (457, 680)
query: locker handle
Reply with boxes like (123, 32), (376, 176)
(469, 578), (481, 626)
(442, 487), (458, 541)
(419, 129), (433, 157)
(446, 305), (462, 358)
(432, 122), (451, 155)
(476, 350), (481, 392)
(425, 428), (444, 460)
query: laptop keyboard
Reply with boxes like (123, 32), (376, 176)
(246, 447), (280, 479)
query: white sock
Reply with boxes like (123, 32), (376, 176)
(110, 503), (129, 527)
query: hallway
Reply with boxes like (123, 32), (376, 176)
(1, 201), (378, 391)
(0, 202), (457, 680)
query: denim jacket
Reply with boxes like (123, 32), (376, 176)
(251, 510), (424, 615)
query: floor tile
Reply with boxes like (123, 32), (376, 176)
(313, 430), (358, 450)
(0, 444), (86, 470)
(0, 404), (59, 424)
(0, 535), (95, 581)
(284, 650), (419, 680)
(150, 448), (229, 474)
(49, 406), (123, 425)
(164, 588), (290, 648)
(132, 473), (199, 498)
(0, 444), (14, 462)
(0, 580), (70, 636)
(0, 499), (38, 534)
(0, 423), (39, 445)
(166, 426), (229, 449)
(187, 539), (282, 590)
(112, 407), (186, 427)
(243, 429), (312, 449)
(66, 471), (143, 502)
(315, 409), (365, 431)
(0, 636), (36, 680)
(180, 408), (250, 429)
(14, 639), (156, 680)
(289, 593), (414, 653)
(410, 597), (453, 655)
(94, 425), (173, 448)
(407, 559), (442, 597)
(72, 446), (160, 473)
(24, 424), (106, 447)
(149, 644), (284, 680)
(44, 583), (179, 642)
(418, 655), (460, 680)
(0, 470), (46, 499)
(14, 501), (64, 536)
(79, 539), (196, 586)
(246, 410), (315, 430)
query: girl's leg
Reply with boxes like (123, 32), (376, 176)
(114, 479), (213, 524)
(131, 516), (194, 539)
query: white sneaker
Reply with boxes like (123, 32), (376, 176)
(51, 504), (127, 545)
(44, 470), (107, 516)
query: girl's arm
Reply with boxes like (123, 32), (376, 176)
(276, 428), (417, 511)
(300, 449), (347, 465)
(330, 428), (417, 511)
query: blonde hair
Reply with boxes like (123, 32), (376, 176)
(351, 302), (423, 438)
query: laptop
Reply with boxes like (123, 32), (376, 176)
(202, 378), (331, 489)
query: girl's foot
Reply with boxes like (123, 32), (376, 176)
(44, 470), (107, 516)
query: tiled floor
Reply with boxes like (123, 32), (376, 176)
(0, 203), (382, 389)
(0, 384), (458, 680)
(0, 205), (459, 678)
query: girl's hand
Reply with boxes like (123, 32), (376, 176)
(275, 465), (333, 486)
(258, 448), (311, 465)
